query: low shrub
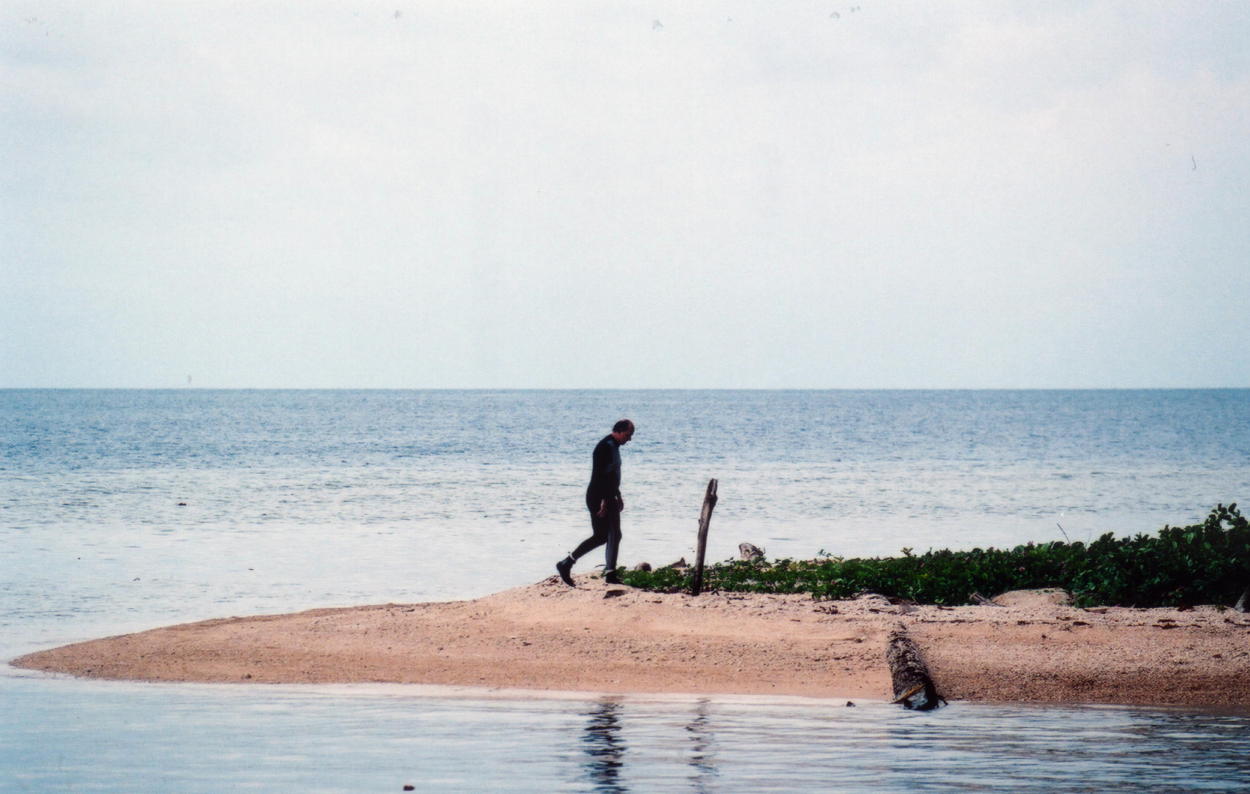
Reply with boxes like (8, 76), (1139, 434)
(618, 504), (1250, 608)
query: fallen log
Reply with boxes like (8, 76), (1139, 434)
(886, 628), (945, 710)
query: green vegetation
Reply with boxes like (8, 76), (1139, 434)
(618, 504), (1250, 608)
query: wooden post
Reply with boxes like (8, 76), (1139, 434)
(691, 479), (719, 596)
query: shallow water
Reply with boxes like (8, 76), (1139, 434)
(3, 389), (1249, 790)
(5, 675), (1250, 793)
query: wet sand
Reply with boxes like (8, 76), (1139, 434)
(12, 578), (1250, 707)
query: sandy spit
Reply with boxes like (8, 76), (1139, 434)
(12, 577), (1250, 707)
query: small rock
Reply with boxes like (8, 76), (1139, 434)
(738, 542), (765, 561)
(845, 701), (856, 707)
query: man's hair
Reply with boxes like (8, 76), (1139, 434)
(613, 419), (635, 434)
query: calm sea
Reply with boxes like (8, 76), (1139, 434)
(3, 389), (1249, 791)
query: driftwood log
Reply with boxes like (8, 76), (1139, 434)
(886, 629), (945, 710)
(970, 591), (1002, 607)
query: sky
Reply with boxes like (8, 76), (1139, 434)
(3, 1), (1249, 389)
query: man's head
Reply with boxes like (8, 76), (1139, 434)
(611, 419), (635, 444)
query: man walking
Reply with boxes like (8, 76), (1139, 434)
(556, 419), (635, 586)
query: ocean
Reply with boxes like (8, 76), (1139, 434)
(3, 389), (1249, 791)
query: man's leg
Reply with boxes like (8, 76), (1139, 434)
(602, 509), (622, 583)
(557, 508), (610, 586)
(571, 512), (610, 560)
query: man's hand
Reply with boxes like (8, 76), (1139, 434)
(596, 497), (624, 516)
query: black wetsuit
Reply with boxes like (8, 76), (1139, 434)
(569, 434), (623, 569)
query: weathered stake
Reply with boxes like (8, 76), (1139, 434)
(691, 479), (719, 596)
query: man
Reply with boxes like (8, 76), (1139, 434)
(556, 419), (635, 586)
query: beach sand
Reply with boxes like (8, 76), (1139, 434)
(12, 577), (1250, 707)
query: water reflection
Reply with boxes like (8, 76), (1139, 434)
(579, 696), (725, 791)
(581, 698), (627, 792)
(686, 698), (719, 791)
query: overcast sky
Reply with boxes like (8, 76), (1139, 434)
(3, 1), (1248, 388)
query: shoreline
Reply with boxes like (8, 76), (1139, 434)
(12, 578), (1250, 707)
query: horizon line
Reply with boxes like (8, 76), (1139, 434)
(3, 386), (1248, 392)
